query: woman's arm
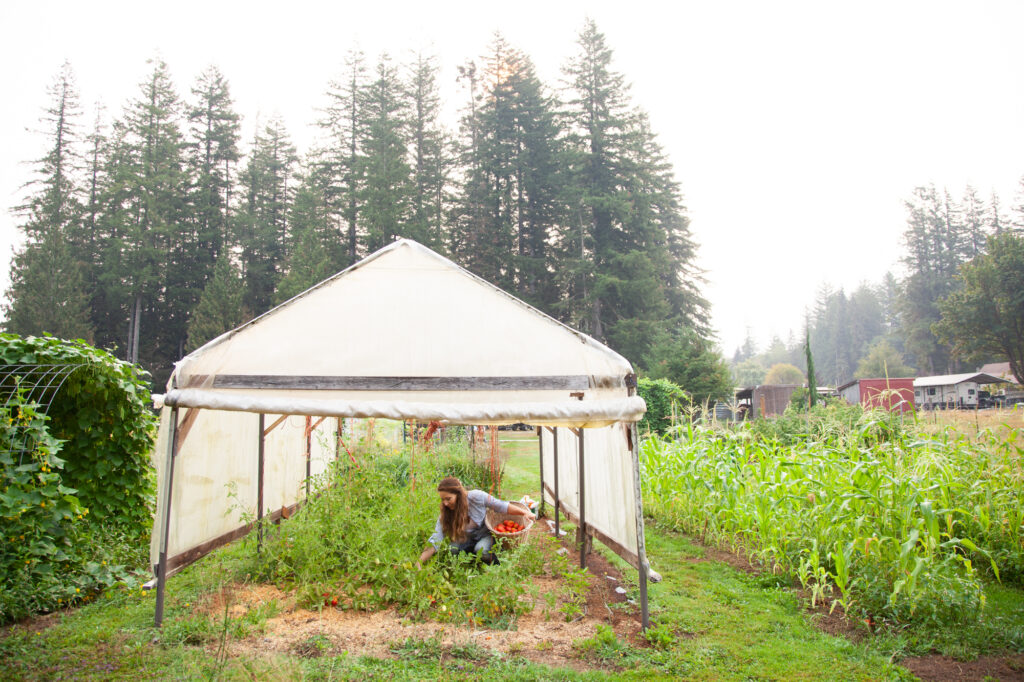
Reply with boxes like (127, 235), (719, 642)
(507, 504), (536, 521)
(419, 546), (436, 564)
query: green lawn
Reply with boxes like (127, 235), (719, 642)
(0, 432), (942, 680)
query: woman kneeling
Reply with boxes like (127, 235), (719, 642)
(418, 476), (535, 565)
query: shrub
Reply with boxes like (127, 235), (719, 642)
(0, 392), (143, 623)
(637, 377), (686, 436)
(0, 333), (157, 527)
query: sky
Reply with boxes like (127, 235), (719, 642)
(1, 0), (1022, 356)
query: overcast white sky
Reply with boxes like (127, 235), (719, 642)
(2, 0), (1022, 355)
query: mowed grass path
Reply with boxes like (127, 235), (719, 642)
(0, 430), (905, 680)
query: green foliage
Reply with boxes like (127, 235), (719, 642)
(804, 328), (817, 408)
(764, 362), (804, 385)
(0, 333), (157, 527)
(249, 443), (544, 628)
(186, 251), (249, 351)
(636, 377), (686, 436)
(936, 232), (1024, 385)
(0, 392), (144, 623)
(572, 624), (633, 662)
(855, 338), (916, 379)
(643, 329), (733, 404)
(641, 408), (1024, 628)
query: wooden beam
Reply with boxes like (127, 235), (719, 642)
(173, 408), (201, 456)
(263, 414), (288, 436)
(211, 374), (624, 391)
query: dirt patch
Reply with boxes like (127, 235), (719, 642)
(901, 653), (1024, 681)
(199, 522), (645, 671)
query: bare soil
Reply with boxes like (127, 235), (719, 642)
(196, 522), (645, 671)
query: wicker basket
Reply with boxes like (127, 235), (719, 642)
(485, 502), (533, 546)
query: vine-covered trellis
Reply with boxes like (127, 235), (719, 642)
(0, 364), (81, 464)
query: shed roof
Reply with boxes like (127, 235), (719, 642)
(913, 372), (1009, 388)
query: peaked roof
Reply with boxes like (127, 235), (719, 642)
(913, 372), (1010, 388)
(160, 239), (644, 427)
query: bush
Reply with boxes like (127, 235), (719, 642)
(637, 377), (686, 436)
(0, 334), (157, 527)
(0, 393), (144, 623)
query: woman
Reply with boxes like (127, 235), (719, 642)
(418, 476), (536, 565)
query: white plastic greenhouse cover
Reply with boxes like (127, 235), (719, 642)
(149, 239), (647, 580)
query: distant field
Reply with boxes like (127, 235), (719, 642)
(917, 405), (1024, 442)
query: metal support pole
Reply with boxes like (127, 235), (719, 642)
(537, 427), (545, 517)
(257, 413), (265, 553)
(578, 428), (587, 569)
(305, 416), (312, 499)
(553, 427), (560, 538)
(154, 406), (180, 627)
(630, 422), (650, 630)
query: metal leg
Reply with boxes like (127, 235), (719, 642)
(538, 427), (545, 517)
(578, 428), (587, 569)
(553, 427), (560, 538)
(630, 422), (650, 630)
(155, 407), (180, 627)
(257, 413), (265, 553)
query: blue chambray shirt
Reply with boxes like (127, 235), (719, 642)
(428, 489), (510, 548)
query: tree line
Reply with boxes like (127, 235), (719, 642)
(4, 21), (723, 393)
(732, 184), (1024, 388)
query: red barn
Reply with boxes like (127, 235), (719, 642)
(837, 378), (915, 413)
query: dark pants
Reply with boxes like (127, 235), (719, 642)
(450, 524), (496, 563)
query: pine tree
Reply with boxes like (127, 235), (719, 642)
(451, 36), (565, 309)
(560, 20), (708, 363)
(100, 58), (190, 375)
(235, 117), (297, 316)
(407, 52), (451, 251)
(186, 250), (248, 351)
(275, 166), (339, 303)
(358, 53), (413, 253)
(898, 185), (967, 374)
(318, 50), (366, 263)
(187, 65), (240, 269)
(3, 61), (94, 341)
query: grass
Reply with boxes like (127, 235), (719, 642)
(1, 417), (1015, 680)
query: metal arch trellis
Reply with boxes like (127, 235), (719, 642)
(0, 364), (82, 465)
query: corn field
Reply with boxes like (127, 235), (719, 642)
(641, 406), (1024, 626)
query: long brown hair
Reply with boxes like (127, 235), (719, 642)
(437, 476), (469, 542)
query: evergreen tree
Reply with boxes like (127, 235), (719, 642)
(854, 339), (915, 379)
(644, 329), (733, 404)
(898, 185), (969, 374)
(235, 117), (297, 316)
(318, 50), (367, 263)
(187, 65), (240, 267)
(452, 36), (565, 309)
(186, 250), (248, 351)
(804, 327), (817, 407)
(358, 54), (413, 253)
(99, 58), (190, 376)
(560, 20), (708, 363)
(275, 166), (339, 303)
(4, 61), (94, 341)
(407, 52), (451, 251)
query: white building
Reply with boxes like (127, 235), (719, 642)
(913, 372), (1008, 409)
